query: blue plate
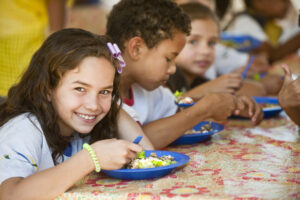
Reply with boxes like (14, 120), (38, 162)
(101, 150), (190, 180)
(175, 102), (195, 108)
(220, 32), (261, 52)
(252, 96), (282, 118)
(171, 121), (224, 145)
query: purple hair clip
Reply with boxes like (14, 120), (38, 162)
(107, 42), (126, 73)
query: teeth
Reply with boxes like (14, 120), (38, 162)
(78, 113), (96, 120)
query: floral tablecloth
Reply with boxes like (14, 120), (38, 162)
(56, 114), (300, 200)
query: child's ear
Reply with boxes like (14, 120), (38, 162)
(47, 91), (52, 102)
(127, 36), (145, 60)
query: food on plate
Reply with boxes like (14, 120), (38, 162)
(174, 90), (194, 104)
(177, 96), (194, 104)
(184, 123), (213, 135)
(260, 103), (280, 109)
(125, 151), (176, 169)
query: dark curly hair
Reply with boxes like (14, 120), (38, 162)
(106, 0), (191, 51)
(0, 28), (122, 164)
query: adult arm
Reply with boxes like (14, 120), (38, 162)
(47, 0), (66, 34)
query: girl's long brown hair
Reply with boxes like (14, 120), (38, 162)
(0, 28), (122, 164)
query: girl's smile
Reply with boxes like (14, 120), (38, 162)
(75, 112), (98, 122)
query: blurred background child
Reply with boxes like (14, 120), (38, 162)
(173, 0), (270, 79)
(168, 2), (279, 99)
(173, 0), (284, 96)
(106, 0), (263, 149)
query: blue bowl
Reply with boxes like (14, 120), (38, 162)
(171, 121), (224, 145)
(175, 102), (195, 108)
(101, 150), (190, 180)
(252, 96), (282, 118)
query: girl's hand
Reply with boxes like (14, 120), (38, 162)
(91, 139), (142, 170)
(235, 95), (264, 125)
(202, 73), (243, 94)
(248, 55), (269, 74)
(278, 64), (300, 108)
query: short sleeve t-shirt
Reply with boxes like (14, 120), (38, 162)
(0, 113), (88, 184)
(122, 84), (178, 125)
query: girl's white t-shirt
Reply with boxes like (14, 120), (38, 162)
(122, 84), (178, 125)
(0, 113), (88, 184)
(205, 43), (249, 80)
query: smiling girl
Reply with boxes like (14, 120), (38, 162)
(0, 28), (153, 200)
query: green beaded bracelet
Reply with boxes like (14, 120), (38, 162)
(83, 143), (101, 172)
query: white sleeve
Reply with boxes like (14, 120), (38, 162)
(121, 103), (140, 122)
(214, 44), (249, 75)
(0, 114), (46, 184)
(204, 65), (217, 80)
(226, 15), (267, 42)
(149, 86), (178, 121)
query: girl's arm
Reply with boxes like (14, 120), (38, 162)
(0, 139), (142, 200)
(117, 109), (155, 150)
(0, 149), (94, 200)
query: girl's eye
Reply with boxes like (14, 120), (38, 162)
(189, 40), (198, 45)
(166, 57), (171, 63)
(75, 87), (85, 92)
(100, 90), (111, 95)
(208, 41), (216, 47)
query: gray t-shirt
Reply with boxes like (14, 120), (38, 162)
(0, 113), (88, 184)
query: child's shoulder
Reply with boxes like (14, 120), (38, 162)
(132, 84), (175, 102)
(0, 113), (43, 143)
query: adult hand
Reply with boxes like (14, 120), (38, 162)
(278, 64), (300, 108)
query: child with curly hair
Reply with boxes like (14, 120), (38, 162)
(106, 0), (263, 149)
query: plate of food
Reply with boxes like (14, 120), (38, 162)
(176, 100), (195, 108)
(101, 150), (190, 180)
(171, 121), (224, 145)
(253, 96), (283, 118)
(174, 91), (195, 108)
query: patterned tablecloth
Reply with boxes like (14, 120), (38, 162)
(56, 113), (300, 200)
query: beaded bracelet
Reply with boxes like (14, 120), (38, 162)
(83, 143), (101, 172)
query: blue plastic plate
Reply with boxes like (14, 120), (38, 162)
(171, 121), (224, 145)
(220, 32), (261, 52)
(252, 96), (282, 118)
(101, 150), (190, 180)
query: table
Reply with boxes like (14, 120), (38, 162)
(56, 114), (300, 200)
